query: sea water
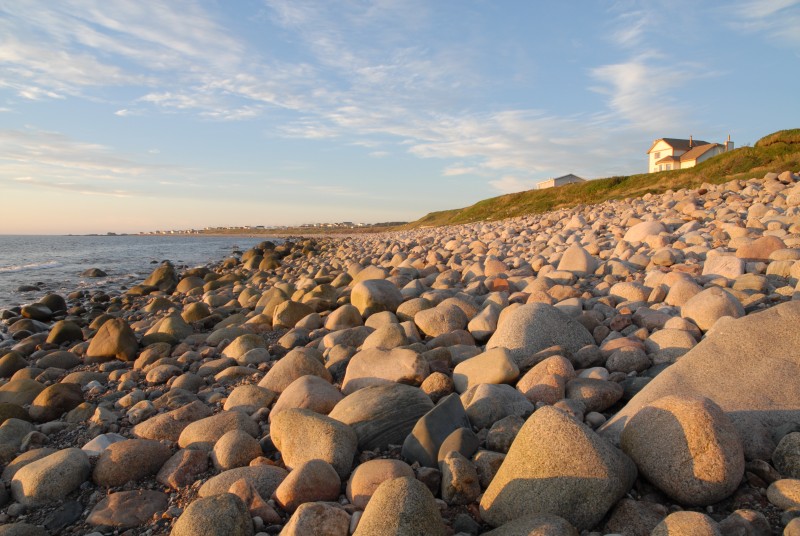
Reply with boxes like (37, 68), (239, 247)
(0, 235), (273, 310)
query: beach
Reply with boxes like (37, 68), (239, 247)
(1, 170), (800, 534)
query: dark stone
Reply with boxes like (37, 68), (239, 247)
(44, 500), (83, 532)
(402, 393), (471, 468)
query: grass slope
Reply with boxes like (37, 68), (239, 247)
(405, 129), (800, 229)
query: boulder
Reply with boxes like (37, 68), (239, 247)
(28, 382), (83, 422)
(620, 395), (744, 505)
(93, 439), (172, 487)
(143, 262), (178, 293)
(269, 375), (342, 420)
(414, 304), (468, 338)
(516, 355), (576, 405)
(452, 348), (519, 393)
(45, 321), (83, 345)
(211, 429), (262, 471)
(557, 244), (598, 276)
(258, 348), (331, 393)
(623, 221), (666, 242)
(273, 459), (340, 512)
(198, 465), (288, 499)
(270, 408), (357, 479)
(132, 400), (212, 442)
(170, 493), (253, 536)
(350, 280), (404, 317)
(87, 490), (168, 529)
(224, 385), (276, 415)
(11, 448), (91, 506)
(178, 411), (259, 450)
(329, 383), (433, 452)
(341, 347), (429, 394)
(600, 301), (800, 460)
(461, 383), (534, 430)
(486, 303), (594, 365)
(346, 459), (415, 509)
(86, 318), (138, 361)
(281, 502), (350, 536)
(651, 511), (721, 535)
(482, 514), (579, 536)
(353, 476), (446, 536)
(480, 406), (636, 530)
(402, 393), (471, 468)
(680, 287), (744, 331)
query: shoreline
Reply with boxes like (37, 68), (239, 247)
(0, 170), (799, 534)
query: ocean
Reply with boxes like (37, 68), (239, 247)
(0, 234), (273, 310)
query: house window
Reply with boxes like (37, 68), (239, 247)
(666, 164), (671, 170)
(654, 152), (661, 159)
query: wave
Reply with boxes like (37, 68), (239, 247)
(0, 261), (62, 274)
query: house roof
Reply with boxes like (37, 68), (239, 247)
(553, 174), (586, 182)
(655, 155), (681, 164)
(679, 143), (720, 162)
(647, 138), (711, 154)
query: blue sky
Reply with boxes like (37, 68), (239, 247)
(1, 0), (798, 234)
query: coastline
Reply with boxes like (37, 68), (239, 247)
(0, 170), (799, 533)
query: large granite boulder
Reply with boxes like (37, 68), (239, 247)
(486, 303), (594, 364)
(480, 406), (636, 531)
(600, 301), (800, 460)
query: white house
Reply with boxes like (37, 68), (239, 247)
(647, 136), (734, 173)
(537, 174), (586, 190)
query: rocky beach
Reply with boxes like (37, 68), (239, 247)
(2, 170), (800, 535)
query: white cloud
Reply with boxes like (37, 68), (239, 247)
(488, 176), (539, 194)
(729, 0), (800, 48)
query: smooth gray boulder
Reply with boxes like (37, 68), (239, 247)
(402, 393), (471, 468)
(329, 383), (433, 451)
(486, 303), (594, 364)
(600, 301), (800, 460)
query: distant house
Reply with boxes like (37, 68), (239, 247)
(647, 136), (733, 173)
(537, 174), (586, 190)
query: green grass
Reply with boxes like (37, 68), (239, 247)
(403, 129), (800, 229)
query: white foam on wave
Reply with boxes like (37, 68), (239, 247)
(0, 261), (61, 274)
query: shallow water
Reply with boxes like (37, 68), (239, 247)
(0, 234), (272, 309)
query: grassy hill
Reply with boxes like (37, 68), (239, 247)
(404, 129), (800, 229)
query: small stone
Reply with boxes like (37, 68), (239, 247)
(440, 450), (481, 505)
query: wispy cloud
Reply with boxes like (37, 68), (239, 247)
(729, 0), (800, 49)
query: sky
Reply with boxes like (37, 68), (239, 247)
(1, 1), (799, 234)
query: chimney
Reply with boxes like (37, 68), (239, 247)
(689, 135), (693, 148)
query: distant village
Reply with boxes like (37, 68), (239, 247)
(140, 221), (407, 236)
